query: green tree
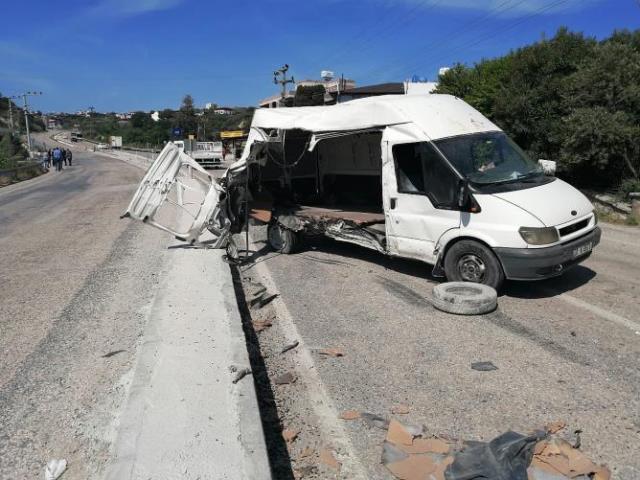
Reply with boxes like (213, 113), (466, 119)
(294, 85), (326, 106)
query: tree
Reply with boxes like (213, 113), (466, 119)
(176, 94), (197, 136)
(434, 27), (640, 189)
(294, 85), (326, 106)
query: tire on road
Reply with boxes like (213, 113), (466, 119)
(431, 282), (497, 315)
(267, 222), (300, 254)
(443, 239), (505, 291)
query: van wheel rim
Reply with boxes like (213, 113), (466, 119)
(268, 225), (284, 250)
(457, 254), (485, 282)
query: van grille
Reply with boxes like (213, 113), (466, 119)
(559, 218), (589, 237)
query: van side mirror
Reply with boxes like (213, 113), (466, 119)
(457, 179), (470, 209)
(538, 159), (556, 176)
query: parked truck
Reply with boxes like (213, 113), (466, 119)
(124, 94), (600, 291)
(172, 139), (224, 169)
(110, 136), (123, 149)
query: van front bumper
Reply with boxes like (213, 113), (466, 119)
(494, 227), (601, 281)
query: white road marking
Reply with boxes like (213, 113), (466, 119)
(558, 293), (640, 333)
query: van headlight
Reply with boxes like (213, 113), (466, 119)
(518, 226), (559, 245)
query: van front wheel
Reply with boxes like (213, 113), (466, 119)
(443, 240), (505, 291)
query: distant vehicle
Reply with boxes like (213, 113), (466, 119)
(172, 140), (224, 169)
(70, 132), (83, 142)
(96, 143), (108, 150)
(110, 136), (123, 149)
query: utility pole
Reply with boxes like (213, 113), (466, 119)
(13, 91), (42, 157)
(88, 106), (95, 140)
(273, 64), (295, 107)
(7, 97), (15, 133)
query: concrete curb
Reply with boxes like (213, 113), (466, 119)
(104, 248), (271, 480)
(222, 260), (274, 480)
(103, 149), (272, 479)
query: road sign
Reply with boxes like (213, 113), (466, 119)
(172, 127), (183, 137)
(220, 130), (245, 139)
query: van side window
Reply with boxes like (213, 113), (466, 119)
(393, 143), (425, 193)
(423, 144), (459, 208)
(392, 142), (460, 209)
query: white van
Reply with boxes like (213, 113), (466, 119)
(124, 95), (600, 290)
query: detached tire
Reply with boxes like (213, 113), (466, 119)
(443, 240), (505, 291)
(432, 282), (497, 315)
(267, 222), (299, 254)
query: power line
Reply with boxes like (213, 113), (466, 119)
(322, 0), (442, 72)
(364, 0), (529, 80)
(373, 0), (571, 82)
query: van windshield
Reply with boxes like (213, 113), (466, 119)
(434, 132), (542, 185)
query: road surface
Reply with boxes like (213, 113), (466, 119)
(0, 148), (168, 479)
(244, 221), (640, 479)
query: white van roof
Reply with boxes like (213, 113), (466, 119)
(251, 94), (501, 141)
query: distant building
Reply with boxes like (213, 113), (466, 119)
(214, 107), (234, 115)
(151, 111), (160, 122)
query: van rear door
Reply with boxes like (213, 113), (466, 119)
(122, 143), (228, 246)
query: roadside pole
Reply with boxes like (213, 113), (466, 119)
(22, 95), (32, 155)
(8, 97), (14, 133)
(13, 91), (42, 158)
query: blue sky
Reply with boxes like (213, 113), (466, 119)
(1, 0), (637, 112)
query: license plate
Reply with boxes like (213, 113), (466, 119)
(572, 242), (593, 258)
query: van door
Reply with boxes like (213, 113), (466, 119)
(382, 133), (461, 263)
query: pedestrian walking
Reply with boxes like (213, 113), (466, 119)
(66, 149), (73, 166)
(62, 148), (67, 166)
(47, 149), (52, 169)
(53, 147), (62, 172)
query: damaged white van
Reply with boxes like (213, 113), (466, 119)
(123, 94), (601, 290)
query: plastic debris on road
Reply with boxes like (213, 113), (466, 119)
(378, 420), (610, 480)
(274, 371), (297, 385)
(44, 459), (67, 480)
(318, 347), (345, 357)
(471, 361), (498, 371)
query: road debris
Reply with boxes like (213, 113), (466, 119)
(281, 340), (300, 354)
(299, 446), (315, 458)
(274, 371), (297, 385)
(391, 404), (411, 415)
(361, 412), (390, 430)
(252, 319), (273, 332)
(101, 349), (125, 358)
(379, 422), (610, 480)
(318, 347), (345, 357)
(231, 367), (252, 384)
(294, 465), (318, 479)
(339, 410), (361, 420)
(432, 282), (497, 315)
(319, 447), (341, 471)
(250, 292), (279, 309)
(545, 420), (567, 434)
(282, 428), (300, 443)
(530, 438), (610, 479)
(471, 361), (498, 371)
(44, 459), (67, 480)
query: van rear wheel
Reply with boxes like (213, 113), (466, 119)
(443, 240), (505, 291)
(267, 222), (299, 254)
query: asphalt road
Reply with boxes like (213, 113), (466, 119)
(247, 221), (640, 479)
(0, 147), (168, 479)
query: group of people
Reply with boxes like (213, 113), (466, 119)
(44, 147), (73, 171)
